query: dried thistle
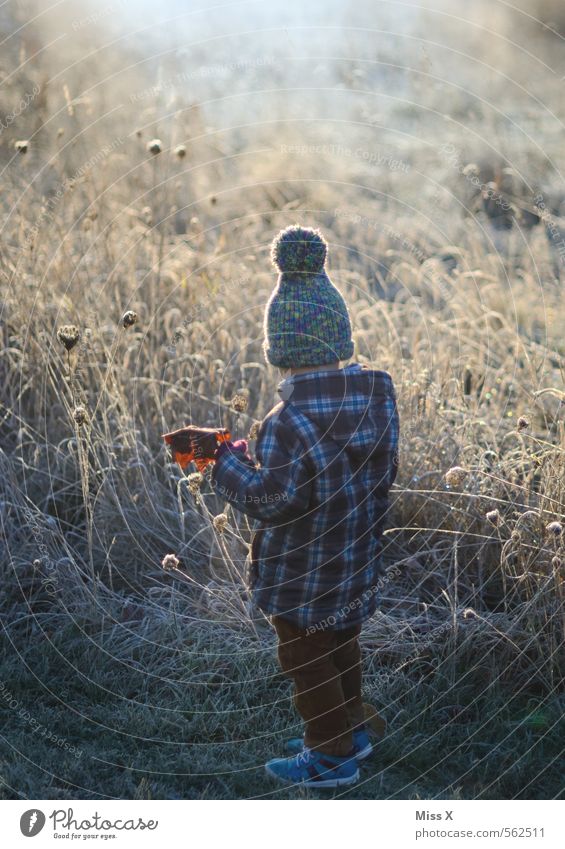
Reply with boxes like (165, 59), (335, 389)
(248, 420), (261, 440)
(57, 325), (80, 351)
(485, 509), (501, 527)
(147, 138), (162, 155)
(15, 139), (29, 153)
(174, 144), (187, 159)
(517, 416), (529, 431)
(73, 406), (88, 426)
(231, 391), (249, 413)
(213, 513), (228, 533)
(511, 530), (521, 543)
(445, 466), (467, 488)
(546, 521), (563, 537)
(462, 162), (479, 177)
(121, 310), (138, 328)
(187, 472), (204, 495)
(161, 553), (180, 571)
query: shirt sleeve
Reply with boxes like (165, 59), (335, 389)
(384, 392), (400, 486)
(387, 392), (400, 488)
(211, 412), (312, 522)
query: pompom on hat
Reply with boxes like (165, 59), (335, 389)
(263, 225), (354, 368)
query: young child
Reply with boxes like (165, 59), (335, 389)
(192, 225), (399, 788)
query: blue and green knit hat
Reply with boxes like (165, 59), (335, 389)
(263, 225), (354, 368)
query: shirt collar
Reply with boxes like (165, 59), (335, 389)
(276, 362), (363, 400)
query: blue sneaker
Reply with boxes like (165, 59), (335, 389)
(265, 747), (359, 788)
(286, 727), (373, 761)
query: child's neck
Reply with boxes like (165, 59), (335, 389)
(286, 361), (341, 377)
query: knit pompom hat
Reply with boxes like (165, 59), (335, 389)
(263, 225), (354, 368)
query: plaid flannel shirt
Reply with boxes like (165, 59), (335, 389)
(211, 363), (399, 630)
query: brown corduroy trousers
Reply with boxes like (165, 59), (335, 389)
(272, 615), (366, 757)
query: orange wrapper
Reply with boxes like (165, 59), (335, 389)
(162, 425), (231, 472)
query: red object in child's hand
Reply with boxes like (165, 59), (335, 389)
(162, 426), (231, 472)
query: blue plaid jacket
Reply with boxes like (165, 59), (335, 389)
(211, 363), (399, 630)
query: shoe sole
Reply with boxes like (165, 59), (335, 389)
(355, 742), (373, 761)
(265, 764), (360, 788)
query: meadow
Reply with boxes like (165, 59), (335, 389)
(0, 0), (564, 799)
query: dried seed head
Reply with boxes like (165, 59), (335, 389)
(445, 466), (467, 488)
(57, 324), (80, 351)
(546, 521), (563, 536)
(213, 513), (228, 533)
(161, 553), (180, 571)
(552, 555), (562, 570)
(121, 310), (138, 328)
(517, 416), (529, 431)
(187, 472), (204, 495)
(73, 406), (88, 426)
(147, 138), (162, 155)
(174, 144), (187, 159)
(248, 420), (261, 440)
(15, 139), (29, 153)
(231, 391), (249, 413)
(486, 509), (501, 526)
(462, 162), (479, 177)
(511, 530), (521, 543)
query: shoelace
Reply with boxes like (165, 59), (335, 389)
(296, 747), (314, 768)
